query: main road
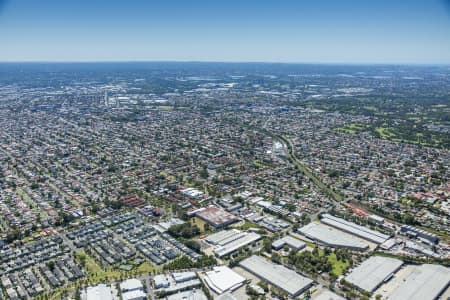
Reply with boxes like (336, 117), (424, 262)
(242, 119), (343, 203)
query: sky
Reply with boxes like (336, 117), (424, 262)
(0, 0), (450, 64)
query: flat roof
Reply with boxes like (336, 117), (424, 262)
(272, 235), (306, 250)
(86, 284), (113, 300)
(215, 292), (239, 300)
(204, 266), (246, 294)
(166, 289), (207, 300)
(321, 214), (389, 244)
(194, 206), (239, 227)
(119, 278), (143, 291)
(205, 229), (241, 245)
(298, 222), (369, 250)
(239, 255), (313, 297)
(345, 256), (403, 292)
(214, 232), (261, 257)
(386, 264), (450, 300)
(172, 271), (196, 282)
(312, 289), (346, 300)
(122, 290), (146, 300)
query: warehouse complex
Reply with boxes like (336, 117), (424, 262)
(204, 229), (262, 258)
(298, 222), (369, 251)
(382, 264), (450, 300)
(400, 225), (439, 244)
(239, 255), (314, 298)
(321, 214), (390, 244)
(345, 256), (403, 292)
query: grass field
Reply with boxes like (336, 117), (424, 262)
(375, 127), (396, 138)
(327, 252), (350, 276)
(315, 248), (350, 276)
(336, 123), (369, 134)
(238, 220), (263, 230)
(158, 105), (175, 110)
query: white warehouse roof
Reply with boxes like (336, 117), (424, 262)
(120, 278), (143, 292)
(386, 264), (450, 300)
(203, 266), (246, 294)
(321, 214), (390, 244)
(272, 235), (306, 250)
(298, 222), (369, 250)
(122, 290), (146, 300)
(239, 255), (313, 297)
(345, 256), (403, 292)
(86, 284), (113, 300)
(213, 232), (261, 257)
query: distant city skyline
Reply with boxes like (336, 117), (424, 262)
(1, 0), (450, 64)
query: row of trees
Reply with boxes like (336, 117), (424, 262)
(162, 255), (217, 271)
(168, 223), (200, 239)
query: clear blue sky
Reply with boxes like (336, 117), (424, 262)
(1, 0), (450, 64)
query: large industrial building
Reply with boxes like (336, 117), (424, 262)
(345, 256), (403, 292)
(298, 222), (369, 251)
(321, 214), (390, 244)
(382, 264), (450, 300)
(400, 225), (439, 244)
(189, 206), (239, 229)
(239, 255), (314, 298)
(203, 266), (246, 294)
(204, 229), (262, 258)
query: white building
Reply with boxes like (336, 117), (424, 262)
(120, 278), (144, 293)
(154, 274), (169, 289)
(85, 284), (113, 300)
(122, 290), (146, 300)
(204, 266), (246, 294)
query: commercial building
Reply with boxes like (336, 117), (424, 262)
(298, 222), (369, 251)
(189, 206), (239, 229)
(203, 266), (246, 294)
(383, 264), (450, 300)
(153, 274), (169, 289)
(205, 229), (243, 245)
(166, 289), (208, 300)
(180, 188), (204, 198)
(312, 289), (346, 300)
(239, 255), (314, 298)
(321, 214), (390, 244)
(85, 284), (113, 300)
(154, 272), (201, 295)
(119, 278), (146, 300)
(172, 272), (197, 283)
(205, 229), (262, 258)
(272, 235), (306, 251)
(400, 225), (439, 244)
(345, 256), (403, 292)
(122, 290), (146, 300)
(120, 278), (143, 293)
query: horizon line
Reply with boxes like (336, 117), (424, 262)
(0, 60), (449, 67)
